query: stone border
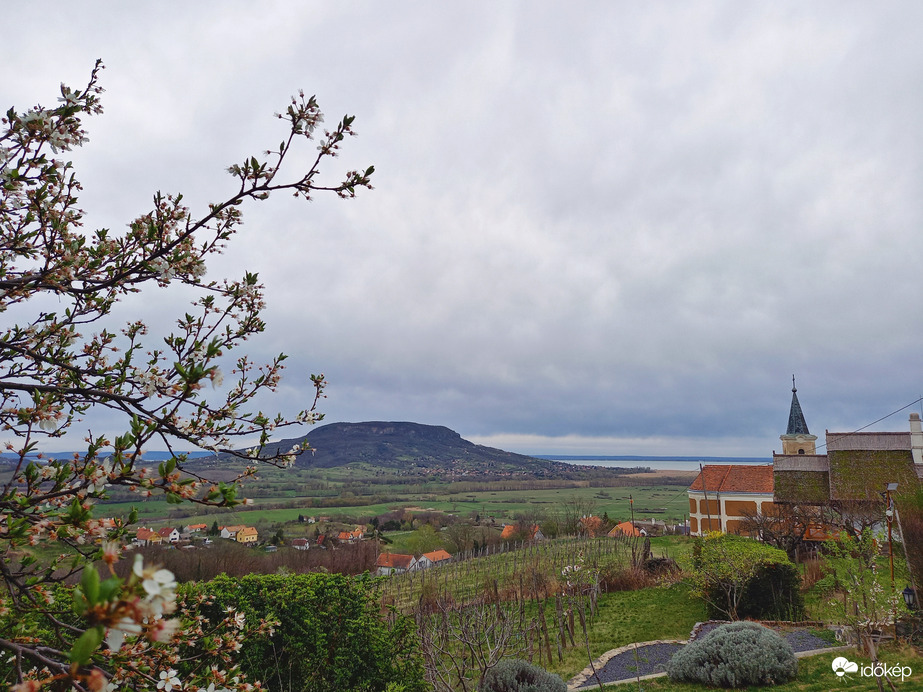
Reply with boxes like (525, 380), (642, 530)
(795, 645), (853, 659)
(566, 639), (686, 690)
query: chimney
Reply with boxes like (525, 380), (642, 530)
(911, 413), (923, 465)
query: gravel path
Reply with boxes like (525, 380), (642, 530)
(574, 628), (836, 688)
(575, 642), (683, 688)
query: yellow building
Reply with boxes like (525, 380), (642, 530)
(236, 526), (258, 544)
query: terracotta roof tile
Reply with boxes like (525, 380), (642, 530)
(422, 549), (452, 562)
(689, 465), (774, 494)
(609, 521), (641, 537)
(376, 553), (415, 569)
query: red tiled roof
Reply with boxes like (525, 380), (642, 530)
(376, 553), (415, 569)
(609, 521), (641, 537)
(500, 524), (541, 540)
(688, 465), (774, 494)
(158, 527), (177, 538)
(422, 549), (452, 563)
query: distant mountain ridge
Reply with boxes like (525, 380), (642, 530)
(264, 421), (568, 474)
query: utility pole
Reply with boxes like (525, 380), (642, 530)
(886, 482), (898, 587)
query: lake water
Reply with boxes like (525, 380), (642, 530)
(538, 456), (772, 472)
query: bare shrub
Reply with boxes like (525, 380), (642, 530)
(121, 539), (379, 583)
(598, 565), (655, 592)
(800, 557), (828, 591)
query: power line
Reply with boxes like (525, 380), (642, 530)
(816, 395), (923, 452)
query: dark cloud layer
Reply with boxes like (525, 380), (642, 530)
(3, 2), (922, 456)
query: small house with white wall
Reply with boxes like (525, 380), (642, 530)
(687, 464), (775, 536)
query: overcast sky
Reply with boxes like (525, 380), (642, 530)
(4, 2), (923, 457)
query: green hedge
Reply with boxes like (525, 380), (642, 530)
(692, 534), (804, 621)
(183, 572), (425, 692)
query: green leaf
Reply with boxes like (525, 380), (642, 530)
(99, 576), (123, 603)
(80, 566), (100, 605)
(70, 626), (104, 665)
(72, 590), (88, 616)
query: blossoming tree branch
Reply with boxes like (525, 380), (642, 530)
(0, 60), (373, 691)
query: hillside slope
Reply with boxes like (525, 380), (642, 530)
(263, 421), (567, 474)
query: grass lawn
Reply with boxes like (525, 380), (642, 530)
(647, 536), (695, 569)
(546, 582), (707, 681)
(638, 644), (923, 690)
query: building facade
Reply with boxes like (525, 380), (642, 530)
(687, 465), (775, 536)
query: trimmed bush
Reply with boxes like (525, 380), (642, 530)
(666, 622), (798, 688)
(691, 534), (804, 620)
(183, 573), (425, 692)
(479, 659), (566, 692)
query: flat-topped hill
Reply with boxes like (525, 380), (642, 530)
(263, 421), (568, 474)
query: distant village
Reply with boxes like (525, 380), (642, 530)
(108, 382), (923, 585)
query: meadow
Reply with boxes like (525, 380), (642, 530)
(91, 463), (697, 531)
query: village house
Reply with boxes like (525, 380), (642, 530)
(336, 526), (365, 542)
(414, 549), (453, 570)
(423, 548), (453, 565)
(375, 552), (416, 576)
(185, 523), (207, 533)
(291, 538), (309, 550)
(634, 518), (667, 536)
(236, 526), (258, 544)
(220, 525), (244, 540)
(134, 527), (162, 547)
(499, 524), (545, 541)
(608, 521), (641, 538)
(687, 464), (775, 536)
(158, 527), (180, 543)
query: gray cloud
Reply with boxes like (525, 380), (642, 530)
(3, 2), (922, 456)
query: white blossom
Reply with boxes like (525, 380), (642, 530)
(106, 617), (142, 651)
(38, 418), (59, 432)
(156, 669), (181, 691)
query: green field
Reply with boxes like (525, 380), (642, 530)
(97, 480), (695, 531)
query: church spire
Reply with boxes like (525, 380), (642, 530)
(786, 375), (810, 435)
(780, 376), (816, 454)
